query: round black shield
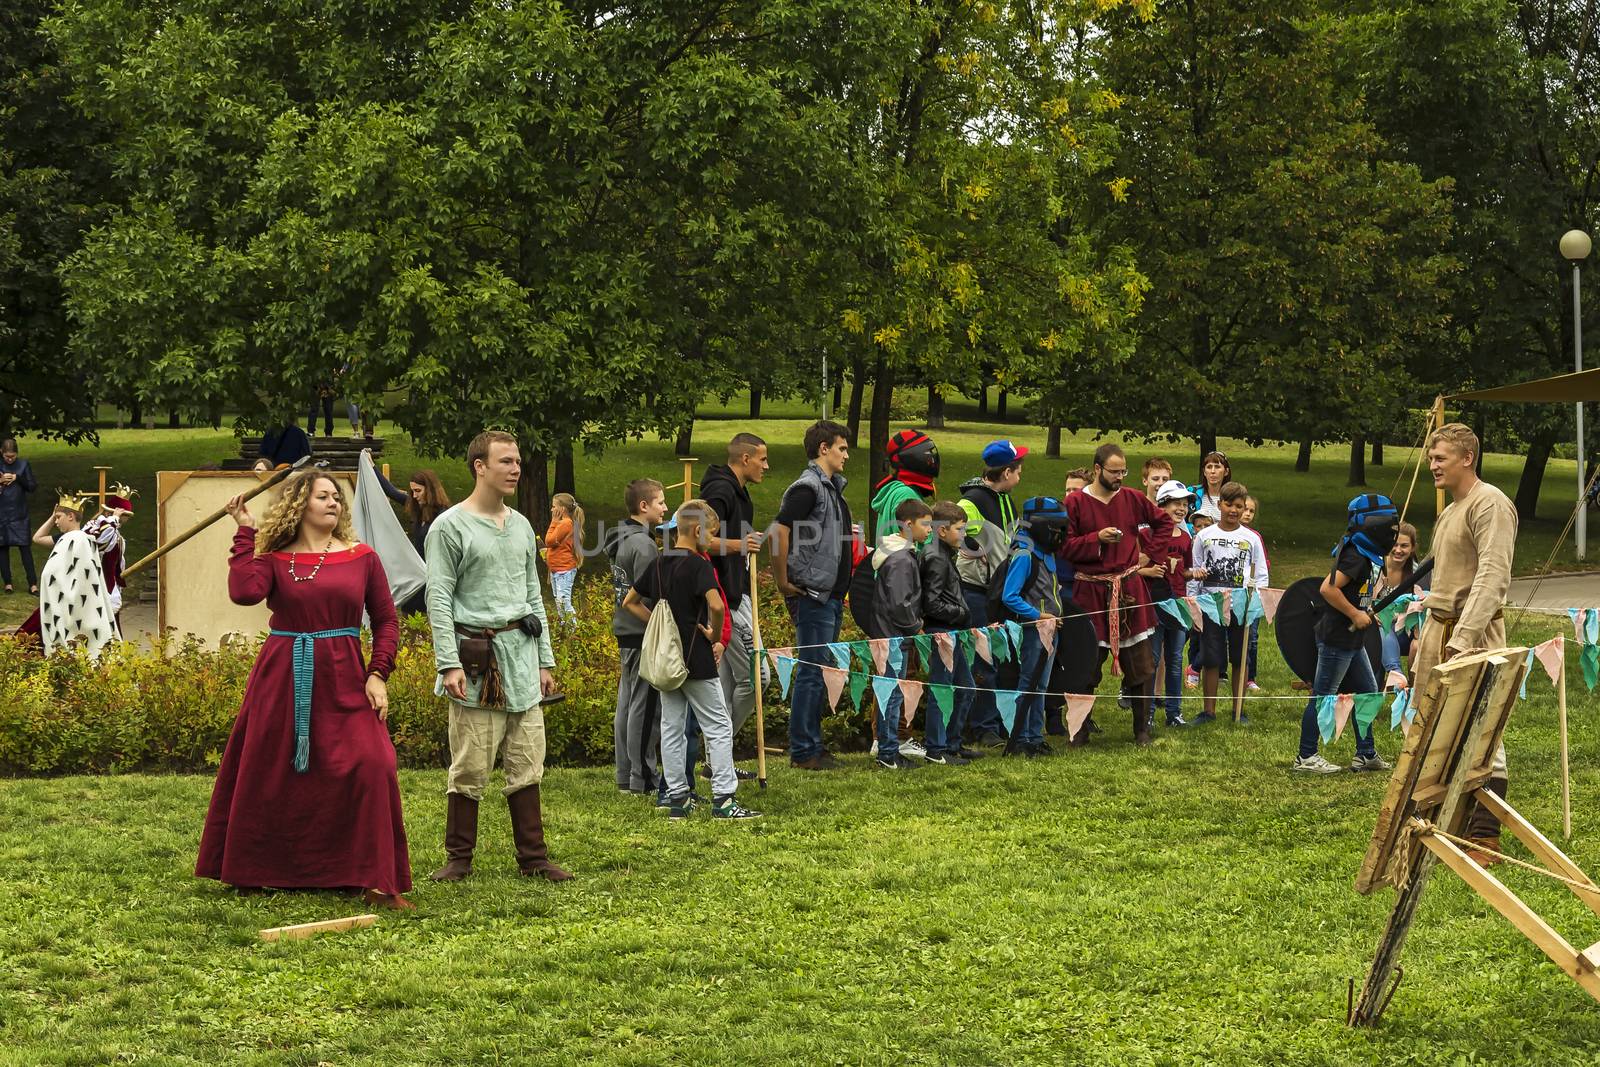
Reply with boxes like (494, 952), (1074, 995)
(1274, 575), (1385, 689)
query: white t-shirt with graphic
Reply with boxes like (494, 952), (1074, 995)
(1192, 524), (1269, 592)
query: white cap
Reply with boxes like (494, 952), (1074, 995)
(1156, 480), (1195, 504)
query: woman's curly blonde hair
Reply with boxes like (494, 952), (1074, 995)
(254, 472), (357, 556)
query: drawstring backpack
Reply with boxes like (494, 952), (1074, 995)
(639, 556), (691, 691)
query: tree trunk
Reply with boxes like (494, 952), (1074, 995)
(832, 372), (843, 415)
(1371, 440), (1384, 466)
(1046, 421), (1062, 459)
(168, 408), (180, 429)
(1348, 437), (1367, 487)
(996, 388), (1008, 419)
(553, 442), (576, 496)
(674, 421), (693, 457)
(518, 449), (550, 527)
(129, 397), (142, 429)
(846, 355), (865, 443)
(1199, 431), (1217, 463)
(1514, 433), (1553, 520)
(749, 385), (763, 420)
(926, 383), (945, 429)
(976, 382), (988, 416)
(1295, 438), (1312, 472)
(866, 356), (896, 543)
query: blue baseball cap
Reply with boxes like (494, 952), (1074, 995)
(982, 440), (1029, 467)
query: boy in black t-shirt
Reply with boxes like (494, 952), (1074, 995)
(1292, 495), (1397, 775)
(625, 501), (761, 820)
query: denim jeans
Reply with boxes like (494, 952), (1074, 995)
(786, 594), (842, 762)
(1379, 628), (1403, 676)
(875, 654), (905, 760)
(550, 569), (577, 620)
(1151, 618), (1188, 722)
(961, 586), (998, 735)
(1014, 628), (1054, 747)
(925, 629), (976, 756)
(1298, 638), (1379, 760)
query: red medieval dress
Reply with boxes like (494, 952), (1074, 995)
(196, 528), (410, 895)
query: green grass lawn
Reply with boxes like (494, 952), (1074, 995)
(2, 617), (1598, 1064)
(0, 399), (1590, 633)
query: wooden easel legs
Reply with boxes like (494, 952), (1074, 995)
(1351, 789), (1600, 1026)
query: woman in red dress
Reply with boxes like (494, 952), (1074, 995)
(196, 471), (412, 909)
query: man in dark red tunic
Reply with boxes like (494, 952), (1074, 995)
(1060, 443), (1173, 746)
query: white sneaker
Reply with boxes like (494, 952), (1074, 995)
(1292, 753), (1343, 775)
(870, 739), (879, 757)
(1350, 754), (1393, 773)
(899, 738), (927, 760)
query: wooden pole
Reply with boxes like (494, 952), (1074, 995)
(123, 457), (311, 579)
(259, 914), (377, 942)
(1561, 657), (1572, 840)
(1431, 396), (1446, 519)
(1233, 588), (1252, 723)
(747, 554), (768, 789)
(678, 456), (698, 504)
(94, 466), (112, 512)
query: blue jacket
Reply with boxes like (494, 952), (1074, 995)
(1001, 529), (1063, 623)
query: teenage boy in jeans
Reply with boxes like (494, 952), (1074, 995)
(623, 501), (761, 820)
(922, 501), (979, 765)
(870, 498), (932, 770)
(1190, 482), (1268, 724)
(1001, 497), (1069, 758)
(774, 420), (856, 771)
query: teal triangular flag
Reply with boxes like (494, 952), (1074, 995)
(871, 675), (899, 720)
(1243, 593), (1265, 626)
(929, 683), (954, 727)
(1316, 694), (1338, 743)
(1158, 600), (1189, 629)
(1588, 608), (1600, 645)
(1390, 688), (1409, 731)
(1521, 649), (1534, 700)
(989, 624), (1012, 663)
(994, 690), (1019, 733)
(913, 633), (933, 671)
(827, 642), (852, 670)
(850, 671), (870, 711)
(957, 629), (976, 666)
(1352, 692), (1384, 730)
(887, 637), (905, 675)
(1583, 643), (1600, 692)
(1375, 594), (1413, 634)
(849, 640), (871, 671)
(1199, 594), (1222, 626)
(1003, 621), (1024, 656)
(775, 656), (796, 700)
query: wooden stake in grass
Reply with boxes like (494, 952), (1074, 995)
(748, 554), (768, 789)
(1559, 655), (1572, 840)
(1233, 586), (1253, 723)
(259, 914), (376, 942)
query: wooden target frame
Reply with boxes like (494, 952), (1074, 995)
(1350, 647), (1600, 1025)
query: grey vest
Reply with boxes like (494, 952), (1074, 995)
(781, 462), (848, 594)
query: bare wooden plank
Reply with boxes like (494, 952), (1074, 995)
(259, 914), (377, 942)
(1580, 941), (1600, 974)
(1473, 787), (1600, 921)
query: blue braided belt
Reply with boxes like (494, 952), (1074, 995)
(270, 627), (361, 772)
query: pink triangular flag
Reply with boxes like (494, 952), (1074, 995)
(1404, 597), (1429, 623)
(1333, 694), (1354, 741)
(767, 647), (792, 675)
(934, 630), (955, 672)
(821, 666), (848, 711)
(973, 627), (993, 664)
(1385, 670), (1408, 691)
(1185, 597), (1203, 628)
(898, 678), (924, 727)
(868, 638), (889, 675)
(1037, 616), (1058, 654)
(1217, 590), (1232, 624)
(1536, 633), (1565, 686)
(1065, 694), (1096, 735)
(1257, 587), (1284, 624)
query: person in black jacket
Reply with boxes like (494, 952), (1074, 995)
(700, 435), (768, 766)
(921, 501), (981, 765)
(0, 438), (39, 594)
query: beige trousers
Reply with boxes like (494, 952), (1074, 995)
(446, 701), (547, 799)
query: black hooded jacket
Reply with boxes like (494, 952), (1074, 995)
(920, 538), (970, 630)
(700, 463), (754, 611)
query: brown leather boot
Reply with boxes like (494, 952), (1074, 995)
(429, 792), (478, 882)
(1132, 695), (1153, 746)
(508, 785), (573, 882)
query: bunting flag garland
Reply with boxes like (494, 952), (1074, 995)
(973, 627), (993, 665)
(869, 638), (890, 675)
(849, 639), (871, 672)
(1375, 594), (1415, 634)
(1198, 593), (1221, 626)
(887, 637), (906, 675)
(929, 683), (955, 728)
(898, 678), (924, 727)
(1398, 597), (1428, 633)
(1534, 634), (1565, 686)
(1243, 593), (1265, 627)
(990, 624), (1013, 664)
(1159, 599), (1194, 629)
(1065, 694), (1096, 736)
(957, 629), (976, 667)
(850, 671), (870, 712)
(1037, 615), (1058, 654)
(822, 666), (848, 711)
(1230, 590), (1251, 625)
(994, 690), (1020, 733)
(1570, 607), (1583, 642)
(1257, 587), (1284, 624)
(1352, 692), (1384, 730)
(934, 630), (955, 672)
(827, 642), (852, 671)
(774, 655), (796, 699)
(870, 675), (899, 720)
(1390, 688), (1410, 731)
(1317, 694), (1357, 742)
(1004, 620), (1024, 658)
(912, 633), (933, 670)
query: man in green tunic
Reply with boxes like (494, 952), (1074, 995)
(426, 430), (571, 882)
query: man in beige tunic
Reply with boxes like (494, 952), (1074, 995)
(1410, 423), (1517, 865)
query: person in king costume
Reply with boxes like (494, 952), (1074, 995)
(81, 484), (136, 629)
(1060, 443), (1173, 746)
(195, 471), (412, 909)
(21, 492), (119, 657)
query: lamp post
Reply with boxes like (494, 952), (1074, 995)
(1563, 230), (1592, 560)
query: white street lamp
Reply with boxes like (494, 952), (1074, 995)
(1563, 229), (1591, 560)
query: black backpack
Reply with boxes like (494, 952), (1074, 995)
(986, 547), (1037, 625)
(847, 554), (883, 638)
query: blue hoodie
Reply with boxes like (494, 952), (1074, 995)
(1001, 528), (1063, 623)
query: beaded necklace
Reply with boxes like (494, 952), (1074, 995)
(287, 536), (338, 583)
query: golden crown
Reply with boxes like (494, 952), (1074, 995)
(111, 482), (138, 500)
(55, 489), (90, 513)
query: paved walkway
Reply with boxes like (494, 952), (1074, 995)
(1508, 572), (1600, 613)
